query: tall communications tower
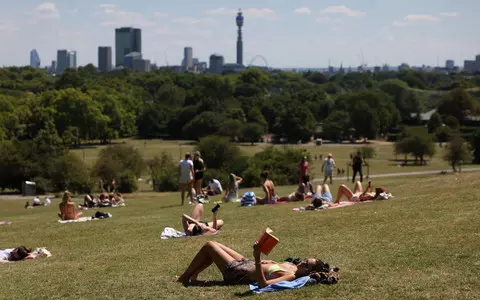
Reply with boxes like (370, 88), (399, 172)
(236, 9), (244, 66)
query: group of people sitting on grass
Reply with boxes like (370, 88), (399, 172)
(82, 190), (125, 208)
(24, 196), (51, 208)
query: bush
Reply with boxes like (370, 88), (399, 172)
(32, 177), (53, 194)
(93, 144), (145, 192)
(49, 153), (92, 194)
(242, 146), (311, 187)
(195, 136), (244, 171)
(445, 116), (460, 129)
(148, 153), (179, 192)
(444, 133), (471, 172)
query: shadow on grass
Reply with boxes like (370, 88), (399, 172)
(187, 281), (255, 298)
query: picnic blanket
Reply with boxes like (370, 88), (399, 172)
(160, 227), (220, 239)
(0, 221), (12, 225)
(249, 276), (311, 294)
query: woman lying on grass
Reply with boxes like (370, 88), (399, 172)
(334, 181), (387, 203)
(177, 241), (338, 287)
(182, 204), (224, 236)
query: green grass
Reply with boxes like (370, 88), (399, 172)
(1, 173), (480, 299)
(71, 139), (475, 180)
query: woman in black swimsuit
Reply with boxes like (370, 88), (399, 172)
(193, 151), (206, 196)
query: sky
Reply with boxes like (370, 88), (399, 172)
(1, 0), (479, 68)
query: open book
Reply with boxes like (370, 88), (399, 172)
(256, 228), (279, 255)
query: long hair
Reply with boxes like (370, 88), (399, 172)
(62, 191), (71, 203)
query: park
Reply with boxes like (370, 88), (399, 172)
(1, 66), (480, 299)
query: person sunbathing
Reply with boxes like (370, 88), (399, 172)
(223, 173), (243, 202)
(182, 204), (223, 236)
(58, 191), (83, 221)
(334, 181), (376, 203)
(0, 246), (32, 263)
(176, 241), (336, 287)
(278, 183), (308, 202)
(256, 171), (278, 205)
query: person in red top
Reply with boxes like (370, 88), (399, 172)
(298, 156), (309, 185)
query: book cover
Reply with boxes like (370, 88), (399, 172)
(256, 228), (279, 255)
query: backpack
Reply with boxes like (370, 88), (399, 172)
(240, 192), (256, 207)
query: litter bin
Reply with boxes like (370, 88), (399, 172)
(22, 181), (36, 196)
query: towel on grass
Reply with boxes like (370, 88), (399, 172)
(0, 221), (12, 225)
(160, 227), (220, 239)
(1, 247), (52, 262)
(58, 217), (99, 223)
(249, 276), (311, 294)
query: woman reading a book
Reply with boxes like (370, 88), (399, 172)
(176, 240), (330, 287)
(182, 204), (223, 236)
(256, 171), (278, 205)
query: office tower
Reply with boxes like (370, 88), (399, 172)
(98, 46), (112, 72)
(124, 52), (142, 69)
(56, 50), (68, 74)
(209, 54), (224, 74)
(30, 49), (41, 68)
(183, 47), (193, 70)
(68, 51), (77, 69)
(115, 27), (142, 66)
(51, 60), (56, 74)
(236, 9), (244, 66)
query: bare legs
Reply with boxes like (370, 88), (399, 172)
(177, 241), (245, 285)
(334, 181), (363, 203)
(323, 173), (333, 185)
(180, 181), (194, 206)
(194, 179), (203, 197)
(316, 184), (331, 195)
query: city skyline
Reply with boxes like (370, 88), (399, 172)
(1, 0), (479, 68)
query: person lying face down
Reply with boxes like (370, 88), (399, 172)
(182, 204), (224, 236)
(176, 241), (339, 287)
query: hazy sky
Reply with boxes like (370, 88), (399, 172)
(1, 0), (479, 68)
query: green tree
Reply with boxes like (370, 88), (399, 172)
(445, 116), (460, 129)
(395, 128), (436, 165)
(241, 123), (264, 145)
(444, 133), (471, 172)
(322, 111), (351, 142)
(195, 136), (243, 171)
(148, 152), (178, 192)
(471, 129), (480, 164)
(273, 101), (316, 142)
(438, 88), (476, 123)
(182, 112), (225, 140)
(427, 112), (443, 133)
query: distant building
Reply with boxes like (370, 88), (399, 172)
(223, 63), (245, 74)
(183, 47), (193, 70)
(68, 51), (77, 69)
(133, 59), (151, 72)
(56, 50), (68, 74)
(115, 27), (141, 67)
(30, 49), (41, 68)
(98, 46), (112, 72)
(236, 9), (244, 66)
(124, 52), (142, 70)
(209, 54), (224, 74)
(193, 61), (208, 73)
(463, 54), (480, 73)
(50, 60), (56, 74)
(445, 60), (455, 69)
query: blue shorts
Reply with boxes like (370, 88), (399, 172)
(313, 192), (333, 203)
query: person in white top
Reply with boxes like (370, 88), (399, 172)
(322, 153), (336, 184)
(206, 179), (223, 196)
(179, 153), (195, 206)
(32, 196), (41, 206)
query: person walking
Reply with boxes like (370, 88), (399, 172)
(352, 151), (363, 183)
(179, 153), (195, 206)
(322, 153), (335, 184)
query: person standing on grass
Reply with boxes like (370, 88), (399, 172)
(179, 153), (195, 206)
(322, 153), (335, 184)
(352, 151), (363, 183)
(298, 156), (309, 185)
(193, 151), (206, 196)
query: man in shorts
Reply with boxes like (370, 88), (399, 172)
(179, 153), (195, 206)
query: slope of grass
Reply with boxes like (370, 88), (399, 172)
(1, 173), (479, 299)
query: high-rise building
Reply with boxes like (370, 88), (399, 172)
(98, 46), (112, 72)
(209, 54), (224, 74)
(51, 60), (56, 74)
(30, 49), (41, 68)
(133, 59), (151, 72)
(236, 9), (244, 66)
(183, 47), (193, 70)
(445, 60), (455, 69)
(68, 51), (77, 69)
(56, 50), (77, 74)
(56, 50), (68, 74)
(115, 27), (142, 66)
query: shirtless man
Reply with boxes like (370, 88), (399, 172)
(334, 181), (376, 203)
(256, 171), (278, 205)
(58, 191), (83, 220)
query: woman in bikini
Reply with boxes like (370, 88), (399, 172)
(256, 171), (278, 205)
(182, 204), (224, 236)
(177, 241), (335, 287)
(58, 191), (83, 220)
(334, 181), (377, 203)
